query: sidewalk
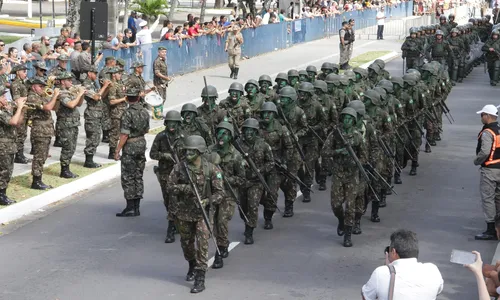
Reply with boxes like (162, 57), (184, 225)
(1, 38), (403, 223)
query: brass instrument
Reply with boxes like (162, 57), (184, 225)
(11, 102), (42, 110)
(69, 85), (85, 95)
(44, 76), (56, 98)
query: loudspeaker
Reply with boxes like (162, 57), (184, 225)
(80, 1), (108, 41)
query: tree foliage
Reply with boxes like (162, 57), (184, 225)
(131, 0), (168, 20)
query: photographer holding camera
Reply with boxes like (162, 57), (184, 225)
(361, 229), (444, 300)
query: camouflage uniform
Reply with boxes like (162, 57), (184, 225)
(82, 77), (105, 157)
(108, 76), (128, 157)
(153, 53), (168, 102)
(57, 87), (81, 171)
(243, 80), (265, 118)
(401, 30), (423, 70)
(97, 66), (112, 140)
(10, 76), (29, 162)
(219, 89), (252, 129)
(181, 104), (214, 145)
(0, 105), (17, 199)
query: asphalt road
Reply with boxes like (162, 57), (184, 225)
(0, 42), (497, 299)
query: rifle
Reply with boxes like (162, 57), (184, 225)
(219, 168), (249, 224)
(377, 135), (402, 174)
(394, 129), (415, 161)
(277, 105), (312, 177)
(275, 159), (313, 194)
(365, 163), (398, 195)
(232, 138), (281, 212)
(182, 161), (220, 256)
(334, 127), (380, 203)
(307, 124), (325, 144)
(165, 132), (180, 164)
(411, 118), (433, 149)
(439, 99), (455, 122)
(401, 122), (419, 154)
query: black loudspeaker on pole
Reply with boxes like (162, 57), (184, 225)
(80, 0), (108, 64)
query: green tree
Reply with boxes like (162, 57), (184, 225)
(131, 0), (168, 22)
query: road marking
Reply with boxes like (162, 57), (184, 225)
(118, 232), (133, 240)
(207, 241), (240, 267)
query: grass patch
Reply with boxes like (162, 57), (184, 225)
(348, 51), (392, 68)
(148, 126), (165, 135)
(4, 161), (115, 206)
(0, 36), (22, 44)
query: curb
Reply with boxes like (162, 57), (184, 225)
(0, 46), (390, 225)
(0, 19), (46, 28)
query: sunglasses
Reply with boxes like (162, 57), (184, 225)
(0, 44), (5, 47)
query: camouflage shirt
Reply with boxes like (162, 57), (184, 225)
(259, 119), (293, 166)
(150, 130), (184, 174)
(56, 87), (81, 128)
(48, 65), (67, 77)
(121, 102), (150, 155)
(197, 104), (227, 136)
(243, 93), (265, 118)
(321, 128), (366, 177)
(153, 56), (168, 86)
(316, 93), (338, 132)
(128, 73), (146, 90)
(10, 77), (27, 100)
(239, 137), (274, 182)
(181, 118), (214, 146)
(208, 144), (246, 201)
(27, 90), (54, 138)
(278, 105), (308, 138)
(298, 97), (327, 143)
(108, 80), (128, 120)
(219, 97), (252, 129)
(0, 107), (17, 155)
(82, 78), (106, 118)
(168, 159), (225, 221)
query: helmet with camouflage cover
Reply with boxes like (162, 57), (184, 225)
(306, 65), (317, 74)
(435, 30), (444, 36)
(229, 82), (244, 93)
(313, 80), (328, 93)
(216, 121), (235, 137)
(287, 69), (299, 78)
(390, 76), (404, 88)
(409, 27), (419, 34)
(451, 28), (460, 34)
(340, 107), (358, 120)
(321, 62), (334, 72)
(242, 118), (260, 130)
(275, 72), (289, 82)
(377, 79), (394, 93)
(492, 29), (500, 37)
(325, 73), (340, 84)
(421, 63), (438, 75)
(279, 86), (298, 101)
(374, 59), (385, 69)
(201, 85), (218, 98)
(347, 100), (366, 116)
(353, 67), (368, 78)
(245, 79), (259, 90)
(344, 70), (356, 82)
(181, 103), (198, 115)
(298, 70), (309, 77)
(403, 73), (418, 86)
(338, 75), (350, 86)
(164, 110), (182, 122)
(363, 89), (381, 105)
(368, 63), (381, 74)
(183, 135), (207, 153)
(259, 74), (272, 84)
(260, 101), (278, 114)
(298, 82), (314, 94)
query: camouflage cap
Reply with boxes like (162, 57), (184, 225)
(88, 65), (99, 73)
(57, 54), (70, 61)
(116, 58), (126, 66)
(10, 64), (28, 74)
(106, 67), (123, 74)
(130, 61), (146, 68)
(158, 46), (167, 51)
(105, 56), (116, 62)
(29, 77), (47, 86)
(56, 71), (73, 80)
(33, 61), (48, 70)
(126, 87), (141, 96)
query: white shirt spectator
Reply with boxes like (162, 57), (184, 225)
(136, 17), (161, 45)
(262, 12), (270, 24)
(362, 258), (444, 300)
(377, 10), (386, 25)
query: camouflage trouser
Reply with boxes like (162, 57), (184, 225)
(331, 172), (359, 227)
(339, 43), (350, 65)
(16, 114), (28, 153)
(408, 119), (423, 163)
(240, 183), (263, 228)
(370, 153), (385, 196)
(158, 172), (175, 221)
(121, 152), (146, 200)
(0, 153), (14, 189)
(101, 100), (111, 132)
(84, 117), (102, 156)
(109, 118), (121, 150)
(176, 218), (210, 272)
(298, 140), (319, 192)
(315, 138), (328, 184)
(31, 137), (51, 177)
(60, 126), (79, 167)
(382, 137), (395, 180)
(395, 127), (408, 169)
(262, 171), (282, 213)
(213, 198), (235, 248)
(435, 105), (443, 138)
(280, 155), (300, 202)
(354, 178), (367, 214)
(155, 83), (167, 104)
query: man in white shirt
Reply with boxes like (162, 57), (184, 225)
(262, 8), (272, 25)
(362, 229), (444, 300)
(136, 17), (160, 45)
(376, 7), (386, 40)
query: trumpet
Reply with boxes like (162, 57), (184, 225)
(11, 102), (42, 110)
(69, 85), (85, 95)
(44, 87), (54, 97)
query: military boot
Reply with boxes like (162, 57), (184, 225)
(84, 155), (102, 168)
(352, 213), (363, 235)
(101, 130), (110, 143)
(190, 270), (206, 293)
(435, 133), (441, 141)
(31, 175), (52, 190)
(450, 68), (458, 85)
(409, 161), (418, 176)
(475, 222), (497, 240)
(457, 66), (465, 83)
(229, 67), (235, 79)
(385, 177), (392, 195)
(165, 220), (176, 243)
(108, 147), (115, 160)
(14, 150), (32, 164)
(186, 260), (196, 281)
(220, 246), (229, 258)
(302, 190), (311, 203)
(343, 226), (353, 247)
(233, 68), (239, 80)
(244, 224), (254, 244)
(283, 200), (294, 217)
(212, 249), (224, 269)
(60, 165), (78, 179)
(0, 188), (15, 206)
(425, 143), (432, 153)
(263, 210), (274, 230)
(319, 181), (326, 191)
(494, 68), (500, 86)
(379, 190), (387, 208)
(134, 199), (141, 216)
(371, 201), (380, 222)
(394, 171), (402, 184)
(53, 136), (62, 147)
(333, 207), (345, 236)
(115, 199), (135, 217)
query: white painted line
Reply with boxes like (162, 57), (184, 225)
(208, 241), (240, 267)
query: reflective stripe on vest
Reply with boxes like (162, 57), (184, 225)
(480, 128), (500, 166)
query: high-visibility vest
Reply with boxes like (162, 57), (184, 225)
(477, 122), (500, 168)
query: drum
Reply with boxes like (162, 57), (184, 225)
(144, 91), (163, 106)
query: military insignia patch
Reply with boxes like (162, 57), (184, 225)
(216, 172), (222, 179)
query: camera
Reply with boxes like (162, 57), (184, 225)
(384, 246), (390, 254)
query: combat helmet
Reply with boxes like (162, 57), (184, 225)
(298, 82), (314, 94)
(435, 30), (444, 36)
(242, 118), (260, 130)
(368, 63), (381, 74)
(201, 85), (218, 98)
(325, 73), (340, 85)
(279, 86), (298, 101)
(377, 79), (394, 93)
(275, 72), (289, 83)
(450, 28), (460, 34)
(344, 70), (356, 82)
(260, 101), (278, 114)
(298, 70), (309, 78)
(245, 79), (259, 90)
(409, 27), (419, 34)
(448, 13), (455, 20)
(390, 76), (404, 88)
(353, 67), (368, 79)
(347, 100), (366, 116)
(321, 62), (334, 72)
(259, 74), (272, 85)
(403, 74), (418, 86)
(184, 135), (207, 153)
(164, 110), (182, 122)
(338, 75), (350, 86)
(374, 59), (386, 70)
(340, 107), (358, 120)
(406, 69), (421, 80)
(306, 65), (318, 74)
(216, 121), (235, 137)
(363, 89), (381, 106)
(229, 82), (244, 93)
(181, 103), (198, 115)
(439, 15), (447, 21)
(287, 69), (299, 78)
(313, 80), (328, 93)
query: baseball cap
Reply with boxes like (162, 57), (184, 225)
(477, 104), (498, 116)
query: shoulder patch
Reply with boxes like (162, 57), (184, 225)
(421, 93), (425, 98)
(387, 116), (392, 122)
(216, 172), (223, 179)
(360, 92), (364, 96)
